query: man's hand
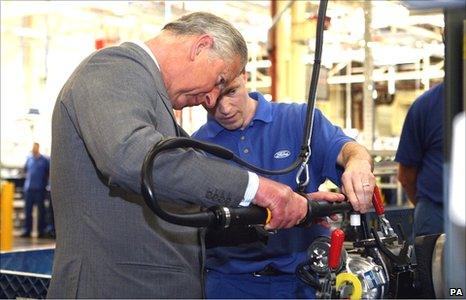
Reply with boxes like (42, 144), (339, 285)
(308, 191), (345, 228)
(252, 176), (307, 230)
(337, 142), (375, 213)
(340, 158), (375, 213)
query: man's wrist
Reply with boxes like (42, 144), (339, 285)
(346, 157), (373, 171)
(239, 171), (259, 207)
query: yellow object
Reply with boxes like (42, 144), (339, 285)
(336, 272), (363, 300)
(265, 208), (272, 224)
(1, 181), (14, 251)
(463, 32), (466, 59)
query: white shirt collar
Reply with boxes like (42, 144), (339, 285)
(130, 40), (161, 71)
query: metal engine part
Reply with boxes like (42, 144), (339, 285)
(432, 234), (446, 298)
(307, 236), (347, 275)
(341, 255), (387, 299)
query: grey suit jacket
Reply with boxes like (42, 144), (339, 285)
(48, 42), (249, 298)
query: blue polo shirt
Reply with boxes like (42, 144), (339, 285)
(193, 92), (352, 274)
(395, 83), (444, 204)
(24, 154), (50, 191)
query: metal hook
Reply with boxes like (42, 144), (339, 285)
(296, 162), (310, 189)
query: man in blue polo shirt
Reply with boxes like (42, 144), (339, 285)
(396, 82), (444, 238)
(22, 142), (50, 238)
(192, 72), (374, 298)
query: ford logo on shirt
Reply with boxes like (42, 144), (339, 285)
(274, 150), (291, 159)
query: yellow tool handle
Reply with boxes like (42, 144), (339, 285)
(265, 208), (272, 224)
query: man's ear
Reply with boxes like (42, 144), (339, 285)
(201, 103), (216, 115)
(189, 34), (214, 61)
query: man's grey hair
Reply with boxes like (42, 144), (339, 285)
(163, 12), (248, 70)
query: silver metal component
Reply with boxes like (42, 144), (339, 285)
(338, 283), (355, 299)
(295, 161), (310, 187)
(345, 255), (387, 299)
(432, 234), (446, 298)
(318, 273), (336, 299)
(307, 237), (347, 275)
(371, 248), (389, 297)
(308, 239), (330, 275)
(295, 123), (313, 189)
(222, 207), (231, 228)
(379, 215), (397, 239)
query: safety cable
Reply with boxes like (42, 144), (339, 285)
(296, 0), (328, 191)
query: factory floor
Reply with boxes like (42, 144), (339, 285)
(12, 235), (55, 250)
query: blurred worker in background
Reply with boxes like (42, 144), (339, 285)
(193, 71), (375, 299)
(49, 12), (310, 298)
(396, 82), (445, 238)
(21, 142), (50, 238)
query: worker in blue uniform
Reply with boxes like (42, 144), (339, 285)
(396, 82), (444, 238)
(22, 142), (50, 238)
(192, 71), (375, 299)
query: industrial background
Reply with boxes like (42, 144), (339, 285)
(0, 0), (464, 299)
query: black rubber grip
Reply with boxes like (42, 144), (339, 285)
(227, 206), (269, 227)
(310, 200), (352, 218)
(211, 199), (351, 228)
(298, 197), (352, 227)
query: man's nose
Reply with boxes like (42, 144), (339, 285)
(218, 101), (231, 115)
(203, 88), (221, 109)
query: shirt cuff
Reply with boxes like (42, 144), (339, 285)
(239, 172), (259, 207)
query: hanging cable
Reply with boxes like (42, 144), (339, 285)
(296, 0), (328, 191)
(141, 0), (331, 228)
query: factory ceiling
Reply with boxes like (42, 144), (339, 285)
(1, 1), (444, 74)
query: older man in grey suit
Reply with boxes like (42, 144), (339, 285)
(49, 12), (308, 298)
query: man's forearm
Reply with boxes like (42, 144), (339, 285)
(337, 141), (373, 170)
(397, 164), (419, 205)
(402, 183), (417, 205)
